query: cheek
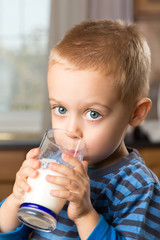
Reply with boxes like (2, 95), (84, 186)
(51, 115), (63, 128)
(85, 132), (113, 161)
(84, 123), (126, 163)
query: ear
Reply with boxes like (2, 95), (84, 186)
(129, 98), (152, 127)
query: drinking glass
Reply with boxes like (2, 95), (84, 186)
(17, 128), (86, 232)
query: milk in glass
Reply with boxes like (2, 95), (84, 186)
(25, 159), (66, 214)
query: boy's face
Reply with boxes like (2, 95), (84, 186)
(48, 63), (131, 168)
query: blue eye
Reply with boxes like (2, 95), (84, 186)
(86, 110), (100, 120)
(55, 106), (67, 115)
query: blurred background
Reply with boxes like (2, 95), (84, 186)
(0, 0), (160, 199)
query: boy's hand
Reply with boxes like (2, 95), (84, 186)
(12, 148), (41, 206)
(47, 153), (94, 222)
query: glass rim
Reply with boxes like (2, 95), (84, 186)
(41, 128), (86, 150)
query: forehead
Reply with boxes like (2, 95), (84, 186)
(48, 63), (114, 87)
(47, 63), (119, 105)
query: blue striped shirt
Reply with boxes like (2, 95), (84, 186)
(1, 148), (160, 239)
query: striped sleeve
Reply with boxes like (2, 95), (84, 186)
(86, 184), (160, 240)
(112, 183), (160, 239)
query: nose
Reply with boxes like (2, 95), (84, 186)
(66, 116), (83, 138)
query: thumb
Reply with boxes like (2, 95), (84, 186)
(82, 160), (88, 172)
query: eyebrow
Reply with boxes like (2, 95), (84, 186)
(87, 102), (111, 111)
(49, 97), (111, 111)
(49, 97), (55, 101)
(49, 97), (60, 103)
(49, 97), (65, 106)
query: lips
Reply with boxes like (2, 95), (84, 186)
(65, 149), (79, 158)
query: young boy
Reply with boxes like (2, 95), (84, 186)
(0, 19), (160, 240)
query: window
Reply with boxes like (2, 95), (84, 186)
(0, 0), (51, 140)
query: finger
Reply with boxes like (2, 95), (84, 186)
(48, 162), (83, 183)
(26, 148), (40, 160)
(62, 153), (88, 176)
(22, 158), (41, 169)
(62, 153), (80, 168)
(46, 166), (90, 197)
(14, 168), (39, 197)
(17, 165), (39, 181)
(46, 174), (80, 192)
(15, 179), (31, 193)
(13, 181), (30, 202)
(50, 189), (79, 202)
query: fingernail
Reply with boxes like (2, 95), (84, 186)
(50, 190), (55, 196)
(49, 163), (54, 169)
(33, 148), (40, 155)
(46, 175), (50, 181)
(33, 161), (38, 167)
(62, 153), (68, 160)
(25, 185), (30, 192)
(32, 170), (38, 177)
(34, 160), (40, 168)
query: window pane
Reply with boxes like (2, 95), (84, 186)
(0, 0), (50, 137)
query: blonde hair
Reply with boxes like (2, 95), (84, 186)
(49, 19), (151, 105)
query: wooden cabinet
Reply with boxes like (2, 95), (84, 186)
(137, 147), (160, 180)
(0, 147), (30, 201)
(0, 146), (160, 202)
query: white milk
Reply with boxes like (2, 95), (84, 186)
(24, 159), (66, 214)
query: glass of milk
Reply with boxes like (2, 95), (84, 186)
(17, 128), (86, 232)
